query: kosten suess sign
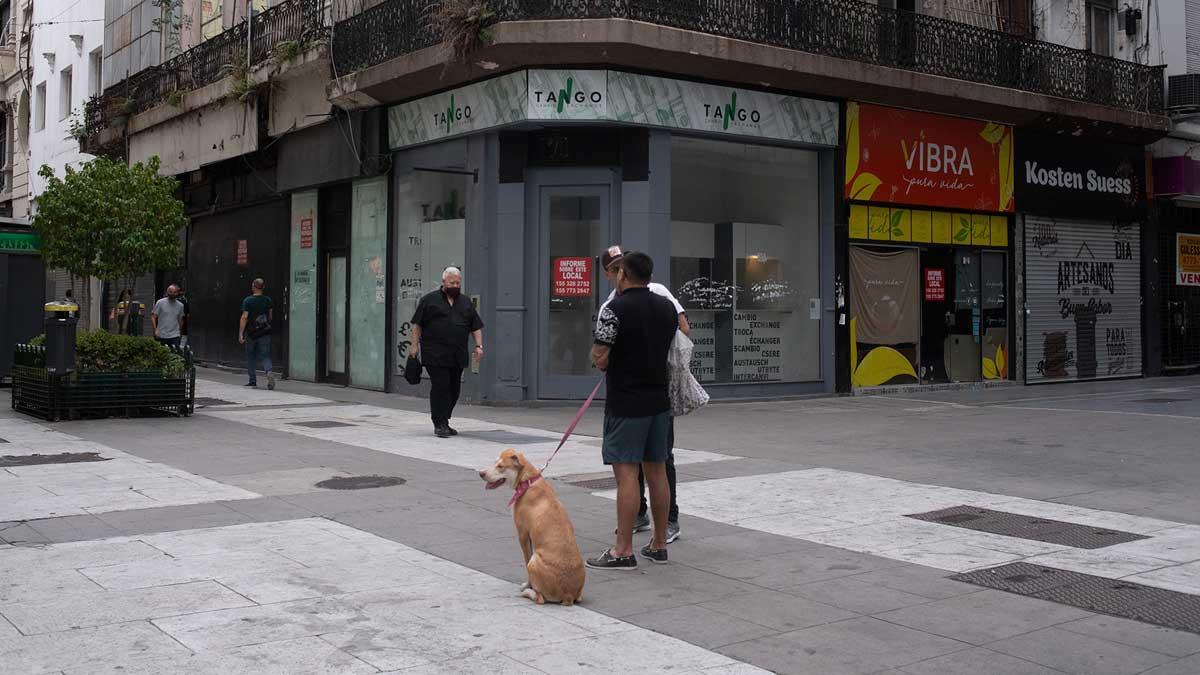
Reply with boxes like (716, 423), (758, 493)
(1015, 132), (1146, 219)
(845, 102), (1014, 212)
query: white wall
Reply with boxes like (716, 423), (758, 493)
(29, 0), (104, 202)
(1033, 0), (1169, 68)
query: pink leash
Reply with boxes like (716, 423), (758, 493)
(539, 375), (605, 474)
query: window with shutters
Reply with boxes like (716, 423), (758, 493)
(1086, 0), (1115, 57)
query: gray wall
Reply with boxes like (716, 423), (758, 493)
(103, 0), (163, 90)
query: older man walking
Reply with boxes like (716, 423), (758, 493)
(409, 267), (484, 438)
(151, 285), (185, 348)
(587, 251), (678, 570)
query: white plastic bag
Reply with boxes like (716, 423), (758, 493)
(668, 331), (709, 416)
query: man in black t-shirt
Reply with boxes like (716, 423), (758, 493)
(587, 252), (678, 571)
(409, 266), (484, 438)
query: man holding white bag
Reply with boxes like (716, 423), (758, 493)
(598, 246), (691, 544)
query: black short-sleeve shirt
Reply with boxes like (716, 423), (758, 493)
(593, 286), (677, 418)
(411, 289), (484, 368)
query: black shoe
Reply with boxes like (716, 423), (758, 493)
(640, 544), (668, 564)
(446, 426), (459, 436)
(435, 426), (451, 438)
(586, 549), (637, 571)
(244, 382), (256, 387)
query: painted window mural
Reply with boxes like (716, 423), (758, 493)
(848, 248), (921, 387)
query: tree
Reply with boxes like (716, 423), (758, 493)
(34, 156), (186, 298)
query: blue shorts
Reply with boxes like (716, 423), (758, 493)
(602, 411), (671, 465)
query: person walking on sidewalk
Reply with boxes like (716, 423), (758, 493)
(238, 278), (275, 390)
(599, 245), (689, 544)
(151, 285), (185, 348)
(409, 266), (484, 438)
(587, 251), (678, 570)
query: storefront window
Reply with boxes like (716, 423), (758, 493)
(394, 156), (468, 369)
(669, 136), (821, 384)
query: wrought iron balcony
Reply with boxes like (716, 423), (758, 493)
(331, 0), (1164, 116)
(83, 0), (329, 143)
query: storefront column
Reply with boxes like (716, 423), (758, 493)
(288, 191), (319, 382)
(348, 176), (389, 391)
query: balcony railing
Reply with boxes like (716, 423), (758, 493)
(331, 0), (1164, 116)
(84, 0), (329, 140)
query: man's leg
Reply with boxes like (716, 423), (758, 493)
(245, 338), (257, 385)
(446, 366), (463, 421)
(642, 461), (670, 550)
(637, 465), (648, 518)
(259, 336), (275, 389)
(426, 366), (449, 428)
(667, 417), (679, 523)
(611, 462), (642, 558)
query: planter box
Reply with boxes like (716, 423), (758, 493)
(11, 345), (195, 421)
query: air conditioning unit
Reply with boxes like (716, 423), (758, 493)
(1168, 74), (1200, 113)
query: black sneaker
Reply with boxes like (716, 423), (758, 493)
(434, 426), (451, 438)
(615, 513), (651, 535)
(446, 426), (459, 436)
(640, 544), (668, 564)
(586, 549), (637, 570)
(244, 382), (256, 387)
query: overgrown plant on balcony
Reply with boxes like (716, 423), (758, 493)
(166, 88), (185, 108)
(151, 0), (192, 60)
(427, 0), (497, 64)
(273, 40), (302, 66)
(220, 53), (255, 103)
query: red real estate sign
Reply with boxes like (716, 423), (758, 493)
(553, 257), (592, 297)
(300, 218), (314, 249)
(925, 268), (945, 301)
(236, 240), (248, 266)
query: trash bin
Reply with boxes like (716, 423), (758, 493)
(44, 300), (79, 374)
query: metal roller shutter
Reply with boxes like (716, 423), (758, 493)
(1024, 217), (1142, 383)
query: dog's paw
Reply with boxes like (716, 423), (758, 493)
(520, 582), (530, 591)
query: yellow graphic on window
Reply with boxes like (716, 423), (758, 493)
(972, 214), (991, 246)
(849, 205), (869, 240)
(868, 207), (890, 240)
(911, 210), (932, 243)
(932, 212), (952, 244)
(850, 207), (1010, 249)
(850, 317), (919, 388)
(990, 216), (1008, 248)
(890, 209), (911, 242)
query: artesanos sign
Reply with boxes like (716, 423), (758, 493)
(1178, 233), (1200, 287)
(388, 71), (839, 150)
(1015, 132), (1146, 219)
(844, 102), (1014, 212)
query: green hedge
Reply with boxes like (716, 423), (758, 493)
(28, 330), (187, 379)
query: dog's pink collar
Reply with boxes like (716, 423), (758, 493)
(509, 476), (541, 507)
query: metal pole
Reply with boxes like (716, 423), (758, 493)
(246, 0), (253, 65)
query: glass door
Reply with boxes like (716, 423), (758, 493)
(980, 251), (1008, 380)
(324, 253), (349, 384)
(538, 186), (611, 399)
(920, 248), (982, 383)
(949, 248), (981, 382)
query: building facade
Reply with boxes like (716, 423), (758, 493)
(80, 0), (1172, 399)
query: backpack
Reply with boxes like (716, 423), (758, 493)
(248, 312), (271, 338)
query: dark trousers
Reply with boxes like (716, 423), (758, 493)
(156, 336), (181, 348)
(245, 335), (272, 384)
(426, 365), (463, 428)
(638, 417), (678, 522)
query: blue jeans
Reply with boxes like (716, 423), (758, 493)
(245, 335), (272, 384)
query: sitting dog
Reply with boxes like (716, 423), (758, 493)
(479, 449), (585, 605)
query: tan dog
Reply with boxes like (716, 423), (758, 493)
(479, 449), (585, 605)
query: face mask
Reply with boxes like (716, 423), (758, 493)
(444, 286), (461, 299)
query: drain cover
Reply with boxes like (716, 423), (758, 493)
(290, 420), (356, 429)
(570, 477), (618, 490)
(194, 397), (235, 407)
(954, 562), (1200, 634)
(315, 475), (406, 490)
(906, 505), (1148, 549)
(462, 430), (560, 445)
(0, 452), (111, 467)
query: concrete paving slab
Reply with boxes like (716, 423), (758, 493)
(0, 579), (254, 634)
(874, 589), (1091, 645)
(785, 576), (935, 615)
(897, 647), (1067, 675)
(717, 616), (967, 675)
(1057, 614), (1200, 658)
(1128, 561), (1200, 595)
(1139, 654), (1200, 675)
(987, 626), (1175, 674)
(0, 621), (191, 673)
(700, 589), (858, 632)
(80, 548), (306, 590)
(63, 636), (378, 675)
(625, 604), (779, 649)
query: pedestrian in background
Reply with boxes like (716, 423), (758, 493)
(599, 245), (689, 544)
(239, 278), (275, 390)
(588, 251), (678, 570)
(409, 266), (484, 438)
(151, 285), (185, 348)
(176, 284), (191, 350)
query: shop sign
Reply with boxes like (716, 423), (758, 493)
(528, 70), (608, 120)
(1178, 233), (1200, 286)
(606, 72), (838, 146)
(552, 257), (592, 297)
(388, 70), (527, 148)
(299, 218), (313, 249)
(1015, 132), (1146, 219)
(389, 70), (839, 150)
(924, 268), (945, 301)
(0, 231), (41, 253)
(236, 240), (248, 266)
(845, 102), (1014, 212)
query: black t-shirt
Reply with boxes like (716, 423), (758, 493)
(593, 286), (677, 418)
(411, 289), (483, 368)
